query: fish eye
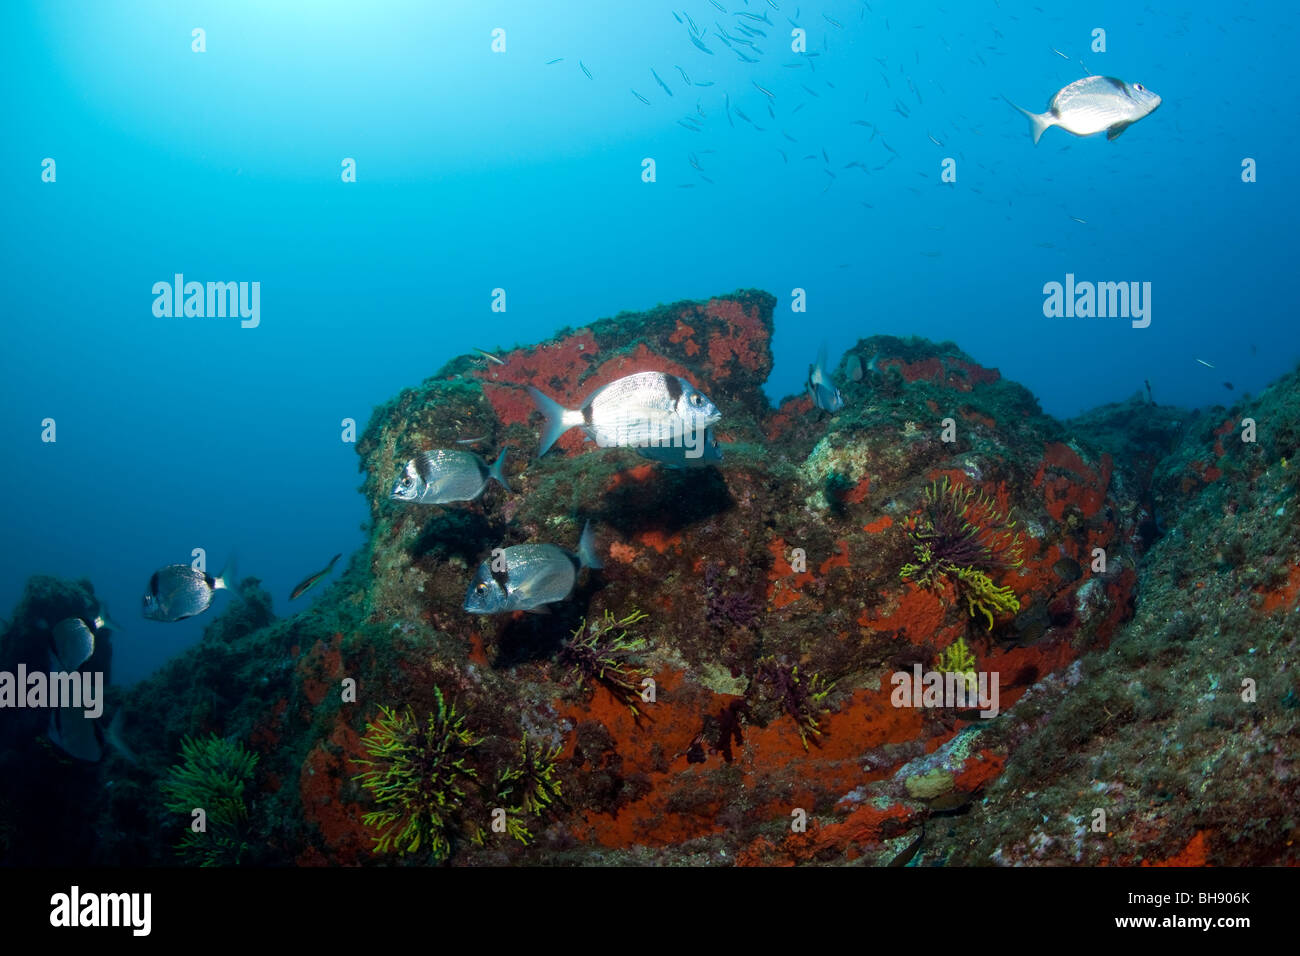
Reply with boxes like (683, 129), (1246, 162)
(1133, 83), (1144, 91)
(690, 393), (703, 406)
(476, 583), (487, 594)
(401, 476), (412, 486)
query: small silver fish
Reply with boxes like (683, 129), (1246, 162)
(1006, 75), (1161, 145)
(391, 448), (511, 504)
(689, 33), (714, 55)
(142, 562), (235, 622)
(636, 426), (723, 468)
(527, 372), (721, 456)
(463, 522), (603, 614)
(807, 345), (845, 413)
(473, 347), (506, 365)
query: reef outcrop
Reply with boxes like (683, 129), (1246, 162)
(2, 289), (1295, 866)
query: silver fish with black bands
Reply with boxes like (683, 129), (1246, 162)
(463, 521), (602, 614)
(527, 371), (721, 457)
(391, 448), (511, 504)
(142, 562), (234, 622)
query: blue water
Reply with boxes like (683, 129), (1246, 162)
(2, 0), (1296, 684)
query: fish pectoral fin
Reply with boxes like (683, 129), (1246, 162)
(524, 605), (553, 615)
(1106, 121), (1132, 141)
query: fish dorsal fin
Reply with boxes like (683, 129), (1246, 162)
(1103, 76), (1126, 91)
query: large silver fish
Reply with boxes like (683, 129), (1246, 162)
(527, 372), (721, 456)
(50, 617), (97, 670)
(391, 448), (511, 504)
(142, 562), (234, 622)
(463, 522), (602, 614)
(636, 426), (723, 468)
(807, 344), (844, 413)
(1007, 75), (1161, 145)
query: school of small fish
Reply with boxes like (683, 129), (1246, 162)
(542, 2), (1163, 208)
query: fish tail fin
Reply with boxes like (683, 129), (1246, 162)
(488, 447), (513, 493)
(216, 554), (241, 598)
(578, 520), (603, 571)
(1003, 96), (1052, 145)
(526, 386), (578, 456)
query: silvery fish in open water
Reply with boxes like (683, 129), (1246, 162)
(391, 448), (511, 504)
(142, 562), (235, 622)
(1006, 76), (1160, 145)
(636, 426), (723, 468)
(463, 521), (603, 614)
(807, 344), (844, 413)
(527, 372), (721, 456)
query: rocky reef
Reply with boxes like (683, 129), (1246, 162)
(1, 289), (1296, 867)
